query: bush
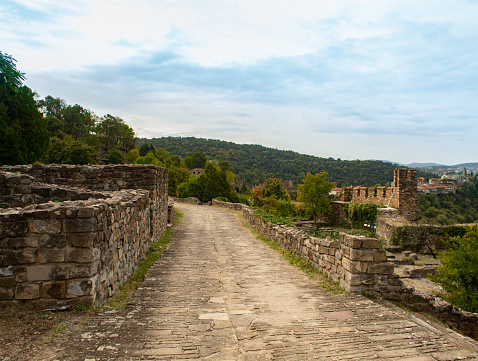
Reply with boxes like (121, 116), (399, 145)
(432, 227), (478, 312)
(391, 225), (469, 253)
(107, 148), (124, 164)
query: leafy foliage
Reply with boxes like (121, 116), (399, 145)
(107, 148), (124, 164)
(252, 209), (296, 227)
(44, 136), (97, 165)
(346, 202), (386, 225)
(418, 178), (478, 225)
(391, 224), (468, 253)
(140, 136), (435, 187)
(297, 172), (335, 218)
(432, 227), (478, 312)
(1, 52), (49, 165)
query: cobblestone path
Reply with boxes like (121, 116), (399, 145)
(60, 203), (478, 360)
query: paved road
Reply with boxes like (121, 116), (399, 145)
(60, 203), (478, 360)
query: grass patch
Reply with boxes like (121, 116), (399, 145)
(104, 208), (184, 310)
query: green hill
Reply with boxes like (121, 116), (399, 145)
(138, 137), (433, 187)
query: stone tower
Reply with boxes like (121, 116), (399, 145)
(391, 168), (418, 222)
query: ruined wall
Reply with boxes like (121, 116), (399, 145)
(0, 164), (169, 306)
(212, 200), (402, 296)
(342, 168), (418, 222)
(213, 200), (478, 340)
(1, 164), (169, 240)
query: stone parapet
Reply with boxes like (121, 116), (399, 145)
(212, 200), (400, 296)
(0, 164), (169, 306)
(172, 197), (202, 205)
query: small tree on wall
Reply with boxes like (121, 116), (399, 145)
(297, 172), (335, 219)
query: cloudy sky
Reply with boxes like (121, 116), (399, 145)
(2, 0), (477, 165)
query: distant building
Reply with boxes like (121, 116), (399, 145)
(189, 168), (203, 176)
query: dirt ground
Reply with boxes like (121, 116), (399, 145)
(0, 304), (91, 361)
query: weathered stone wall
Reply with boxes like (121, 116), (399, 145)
(212, 200), (401, 296)
(0, 164), (169, 306)
(1, 164), (169, 240)
(212, 200), (478, 340)
(342, 168), (418, 222)
(173, 197), (202, 205)
(211, 199), (247, 211)
(375, 207), (409, 241)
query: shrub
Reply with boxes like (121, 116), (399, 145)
(432, 227), (478, 313)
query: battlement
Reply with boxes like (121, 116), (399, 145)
(341, 168), (418, 222)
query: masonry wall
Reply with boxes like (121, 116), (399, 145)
(0, 164), (169, 306)
(342, 168), (418, 222)
(212, 200), (402, 296)
(213, 199), (478, 340)
(1, 164), (169, 240)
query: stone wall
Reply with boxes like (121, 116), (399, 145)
(212, 200), (478, 340)
(342, 168), (418, 222)
(212, 200), (401, 296)
(0, 164), (169, 306)
(173, 197), (202, 205)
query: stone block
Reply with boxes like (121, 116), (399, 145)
(29, 219), (62, 234)
(51, 265), (67, 280)
(42, 281), (66, 299)
(1, 221), (28, 237)
(342, 236), (362, 249)
(0, 276), (15, 288)
(27, 265), (52, 281)
(15, 283), (40, 299)
(1, 249), (35, 266)
(63, 218), (98, 233)
(0, 266), (13, 277)
(5, 236), (39, 248)
(67, 233), (96, 248)
(368, 262), (395, 275)
(335, 249), (342, 260)
(66, 248), (97, 263)
(373, 250), (387, 262)
(361, 238), (381, 249)
(341, 258), (368, 274)
(77, 207), (95, 218)
(67, 264), (97, 278)
(39, 234), (67, 248)
(349, 249), (374, 262)
(67, 279), (92, 298)
(0, 286), (14, 300)
(37, 249), (65, 263)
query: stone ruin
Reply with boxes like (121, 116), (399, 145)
(0, 164), (170, 306)
(321, 168), (418, 241)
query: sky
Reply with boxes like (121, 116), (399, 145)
(1, 0), (477, 165)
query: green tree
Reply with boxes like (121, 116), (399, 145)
(62, 104), (96, 140)
(126, 148), (140, 164)
(168, 166), (190, 196)
(107, 148), (124, 164)
(97, 114), (123, 149)
(38, 95), (66, 119)
(184, 152), (207, 169)
(0, 52), (49, 165)
(44, 136), (97, 165)
(297, 172), (335, 218)
(432, 227), (478, 312)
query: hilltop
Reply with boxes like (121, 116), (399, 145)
(138, 137), (433, 187)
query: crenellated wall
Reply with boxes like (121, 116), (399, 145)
(0, 164), (169, 306)
(342, 168), (418, 222)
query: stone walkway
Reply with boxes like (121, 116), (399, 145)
(59, 203), (478, 360)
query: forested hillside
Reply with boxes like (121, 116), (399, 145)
(139, 137), (433, 187)
(418, 178), (478, 225)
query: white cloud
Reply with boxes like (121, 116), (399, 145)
(1, 0), (478, 164)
